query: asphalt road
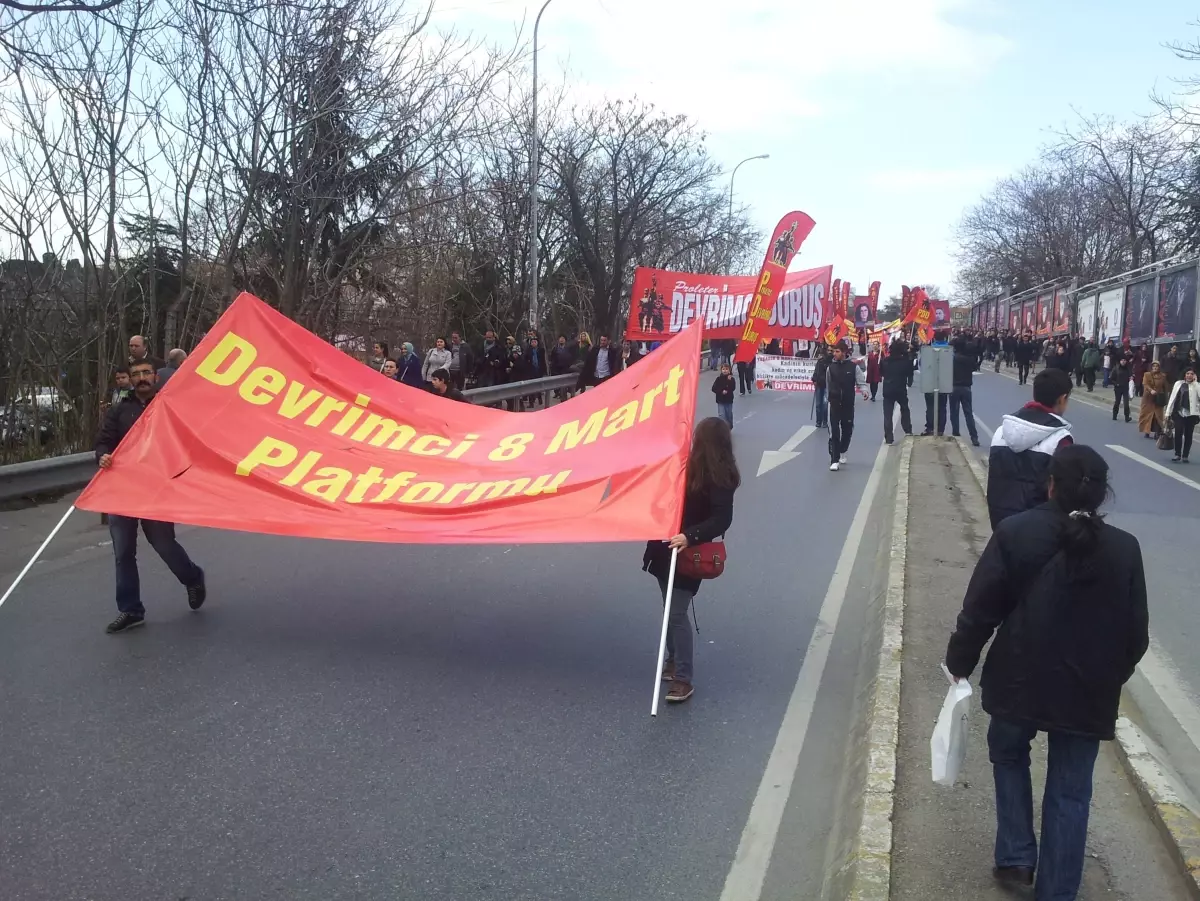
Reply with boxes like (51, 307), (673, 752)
(0, 380), (903, 901)
(964, 363), (1200, 809)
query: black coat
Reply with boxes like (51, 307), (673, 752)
(1014, 340), (1036, 364)
(578, 345), (621, 388)
(712, 373), (735, 404)
(94, 392), (153, 460)
(811, 355), (829, 387)
(951, 350), (975, 387)
(986, 403), (1073, 528)
(643, 484), (735, 595)
(1111, 360), (1133, 389)
(945, 503), (1148, 740)
(879, 353), (912, 400)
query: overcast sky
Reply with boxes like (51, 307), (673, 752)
(431, 0), (1200, 301)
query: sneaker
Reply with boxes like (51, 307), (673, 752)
(840, 454), (848, 464)
(665, 680), (694, 703)
(829, 461), (840, 472)
(885, 438), (894, 446)
(920, 429), (933, 436)
(661, 660), (676, 682)
(187, 569), (207, 611)
(106, 612), (145, 634)
(1171, 456), (1182, 463)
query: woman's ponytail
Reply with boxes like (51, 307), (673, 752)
(1048, 445), (1111, 554)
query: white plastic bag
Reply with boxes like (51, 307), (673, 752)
(930, 663), (973, 786)
(1128, 380), (1135, 399)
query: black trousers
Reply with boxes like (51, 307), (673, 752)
(924, 392), (948, 434)
(829, 401), (854, 462)
(737, 361), (754, 394)
(883, 394), (912, 443)
(1175, 416), (1197, 458)
(1083, 367), (1096, 391)
(1017, 361), (1030, 384)
(1113, 384), (1130, 420)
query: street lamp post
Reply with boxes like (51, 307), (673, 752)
(728, 153), (769, 220)
(529, 0), (556, 335)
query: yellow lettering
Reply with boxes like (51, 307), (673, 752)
(399, 481), (444, 504)
(437, 482), (478, 504)
(524, 470), (571, 495)
(371, 471), (416, 502)
(331, 395), (372, 437)
(238, 366), (286, 405)
(546, 408), (607, 454)
(349, 415), (417, 450)
(195, 332), (257, 387)
(278, 382), (324, 419)
(603, 401), (639, 437)
(346, 466), (385, 503)
(639, 383), (664, 423)
(447, 434), (479, 461)
(464, 479), (528, 503)
(235, 437), (297, 477)
(411, 434), (452, 456)
(304, 396), (348, 427)
(664, 364), (685, 407)
(280, 450), (322, 486)
(301, 466), (352, 503)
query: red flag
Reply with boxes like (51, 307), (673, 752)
(900, 285), (914, 320)
(78, 293), (704, 544)
(732, 212), (817, 363)
(831, 279), (843, 319)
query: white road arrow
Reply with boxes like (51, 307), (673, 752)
(756, 425), (816, 477)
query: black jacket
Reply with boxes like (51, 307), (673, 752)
(825, 359), (859, 406)
(712, 374), (735, 404)
(1111, 360), (1133, 389)
(434, 385), (470, 404)
(94, 392), (154, 461)
(579, 345), (622, 388)
(985, 403), (1073, 528)
(879, 353), (912, 400)
(549, 343), (576, 375)
(1014, 340), (1036, 364)
(811, 355), (829, 388)
(643, 484), (735, 595)
(475, 341), (508, 385)
(945, 503), (1148, 740)
(951, 350), (974, 387)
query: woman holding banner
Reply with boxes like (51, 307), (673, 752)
(643, 418), (740, 705)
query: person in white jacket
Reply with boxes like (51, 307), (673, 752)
(421, 337), (452, 385)
(1165, 368), (1200, 463)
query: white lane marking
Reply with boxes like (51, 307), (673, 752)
(1105, 444), (1200, 492)
(974, 415), (991, 441)
(1138, 642), (1200, 758)
(757, 426), (816, 477)
(720, 436), (891, 901)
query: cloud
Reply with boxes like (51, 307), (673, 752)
(432, 0), (1012, 129)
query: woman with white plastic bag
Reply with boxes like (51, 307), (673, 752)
(944, 445), (1148, 901)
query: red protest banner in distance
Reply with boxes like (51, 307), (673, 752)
(77, 293), (704, 544)
(624, 264), (832, 342)
(733, 211), (816, 363)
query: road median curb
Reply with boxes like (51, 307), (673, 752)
(1114, 717), (1200, 900)
(846, 439), (911, 901)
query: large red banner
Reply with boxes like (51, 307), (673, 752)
(78, 294), (703, 544)
(733, 211), (816, 363)
(624, 263), (832, 343)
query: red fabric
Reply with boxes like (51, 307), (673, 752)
(624, 263), (830, 343)
(77, 293), (704, 544)
(733, 211), (816, 363)
(866, 352), (881, 383)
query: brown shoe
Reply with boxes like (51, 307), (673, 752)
(661, 660), (675, 682)
(665, 680), (694, 703)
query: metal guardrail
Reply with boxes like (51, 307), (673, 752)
(0, 373), (583, 502)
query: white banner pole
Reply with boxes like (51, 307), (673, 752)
(0, 504), (77, 610)
(650, 546), (680, 717)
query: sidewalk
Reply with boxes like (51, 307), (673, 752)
(888, 437), (1194, 901)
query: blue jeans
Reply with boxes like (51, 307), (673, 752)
(988, 717), (1100, 901)
(716, 402), (733, 429)
(110, 515), (203, 615)
(814, 385), (827, 426)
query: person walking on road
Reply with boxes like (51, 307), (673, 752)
(950, 337), (981, 446)
(643, 417), (739, 704)
(881, 338), (914, 445)
(1080, 341), (1100, 392)
(945, 444), (1148, 901)
(712, 363), (735, 429)
(1165, 368), (1200, 462)
(1015, 333), (1035, 386)
(866, 341), (882, 401)
(986, 368), (1073, 528)
(826, 341), (863, 471)
(94, 358), (207, 634)
(1110, 353), (1133, 423)
(812, 345), (830, 428)
(735, 354), (754, 395)
(1140, 361), (1167, 441)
